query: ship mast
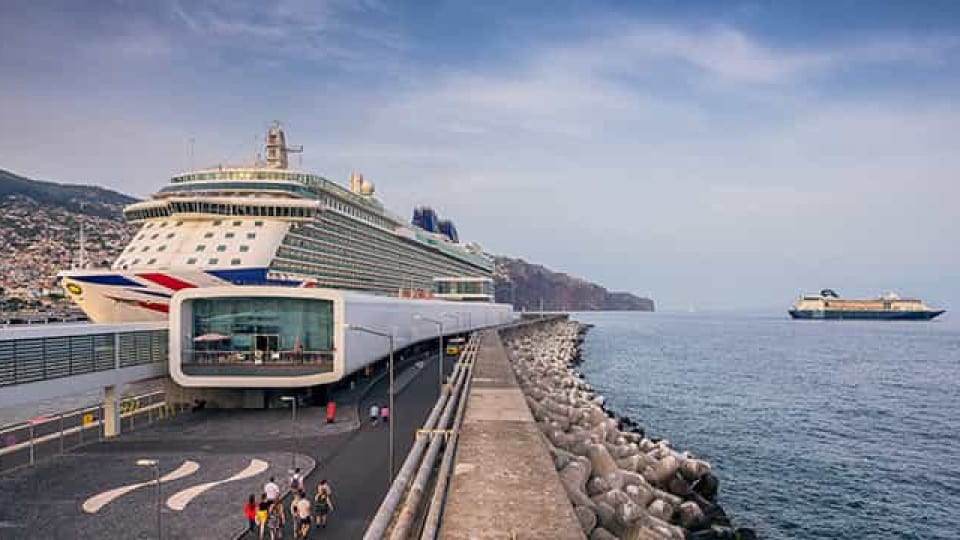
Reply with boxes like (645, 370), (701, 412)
(265, 122), (302, 170)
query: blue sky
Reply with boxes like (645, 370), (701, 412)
(2, 1), (959, 311)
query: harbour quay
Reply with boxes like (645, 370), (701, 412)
(0, 310), (753, 539)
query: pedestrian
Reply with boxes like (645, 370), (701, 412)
(369, 403), (380, 426)
(289, 467), (304, 493)
(256, 493), (270, 540)
(267, 499), (285, 540)
(295, 490), (312, 539)
(244, 494), (257, 535)
(264, 476), (281, 504)
(289, 490), (301, 529)
(380, 404), (389, 424)
(314, 480), (334, 528)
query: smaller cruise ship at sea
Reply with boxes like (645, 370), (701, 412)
(789, 289), (945, 320)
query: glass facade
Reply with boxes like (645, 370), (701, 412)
(187, 297), (334, 367)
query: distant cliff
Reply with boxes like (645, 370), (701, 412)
(493, 256), (654, 312)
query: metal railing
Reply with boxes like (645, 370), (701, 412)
(0, 390), (185, 473)
(182, 348), (334, 366)
(362, 332), (483, 540)
(0, 328), (168, 387)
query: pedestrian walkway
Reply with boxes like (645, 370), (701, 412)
(440, 329), (583, 539)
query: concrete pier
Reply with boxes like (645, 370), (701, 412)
(440, 329), (584, 539)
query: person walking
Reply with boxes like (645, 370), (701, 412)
(369, 403), (380, 426)
(264, 476), (281, 504)
(295, 490), (312, 539)
(244, 494), (257, 535)
(267, 499), (286, 540)
(289, 467), (304, 493)
(256, 493), (271, 540)
(380, 404), (390, 424)
(314, 480), (334, 528)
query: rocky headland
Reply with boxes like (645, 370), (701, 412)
(494, 256), (655, 312)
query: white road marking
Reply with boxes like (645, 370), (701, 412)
(166, 458), (269, 511)
(82, 460), (200, 514)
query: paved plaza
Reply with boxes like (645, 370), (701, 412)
(0, 348), (451, 539)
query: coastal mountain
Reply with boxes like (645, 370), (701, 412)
(0, 168), (136, 218)
(494, 256), (655, 312)
(0, 168), (655, 312)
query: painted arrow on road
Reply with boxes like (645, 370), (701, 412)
(166, 458), (269, 511)
(82, 460), (200, 513)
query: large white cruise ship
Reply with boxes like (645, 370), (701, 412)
(59, 123), (494, 323)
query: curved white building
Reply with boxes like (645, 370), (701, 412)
(169, 286), (513, 389)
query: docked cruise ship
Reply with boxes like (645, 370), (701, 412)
(59, 124), (494, 323)
(789, 289), (945, 320)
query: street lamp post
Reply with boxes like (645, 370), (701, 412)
(280, 395), (298, 472)
(413, 314), (448, 396)
(345, 323), (396, 485)
(136, 458), (161, 540)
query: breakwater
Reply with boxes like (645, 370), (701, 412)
(502, 318), (754, 539)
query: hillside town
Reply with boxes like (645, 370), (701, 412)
(0, 194), (135, 315)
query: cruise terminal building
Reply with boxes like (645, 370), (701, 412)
(168, 286), (514, 406)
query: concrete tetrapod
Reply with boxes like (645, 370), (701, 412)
(499, 319), (752, 540)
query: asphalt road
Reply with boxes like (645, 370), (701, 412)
(242, 351), (452, 539)
(0, 348), (451, 539)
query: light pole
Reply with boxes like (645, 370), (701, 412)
(414, 313), (458, 396)
(280, 395), (298, 472)
(345, 323), (396, 485)
(136, 458), (161, 540)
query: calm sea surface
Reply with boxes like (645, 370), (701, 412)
(574, 311), (960, 540)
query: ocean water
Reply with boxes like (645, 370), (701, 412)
(573, 311), (960, 540)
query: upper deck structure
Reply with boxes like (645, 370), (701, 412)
(58, 123), (493, 323)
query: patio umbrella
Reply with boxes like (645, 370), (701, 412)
(194, 333), (230, 342)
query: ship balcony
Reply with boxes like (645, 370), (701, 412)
(180, 348), (334, 377)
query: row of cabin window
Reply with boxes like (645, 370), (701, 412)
(168, 202), (312, 218)
(136, 231), (256, 243)
(119, 257), (243, 267)
(143, 220), (265, 229)
(194, 244), (251, 253)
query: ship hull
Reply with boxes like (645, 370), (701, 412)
(789, 309), (945, 321)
